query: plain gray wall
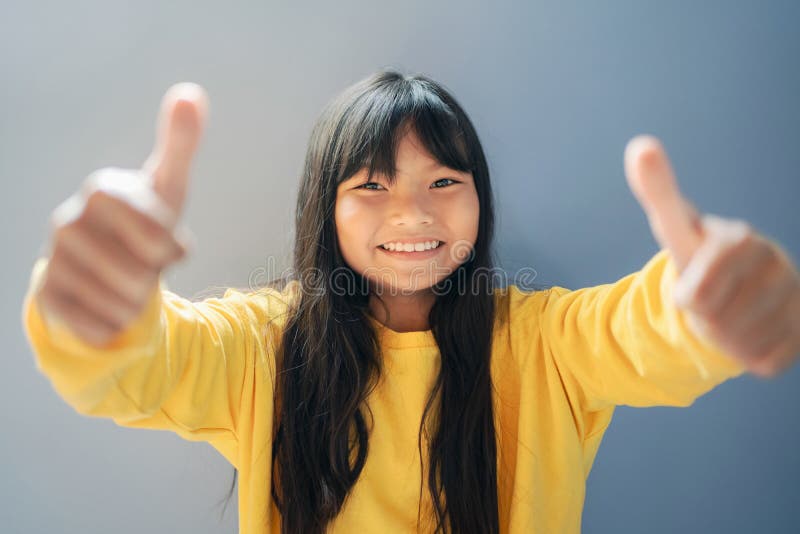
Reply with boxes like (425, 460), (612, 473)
(3, 1), (798, 532)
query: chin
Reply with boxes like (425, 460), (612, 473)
(366, 276), (439, 297)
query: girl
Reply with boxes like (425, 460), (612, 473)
(23, 69), (800, 533)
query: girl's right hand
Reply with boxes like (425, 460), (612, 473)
(34, 83), (209, 347)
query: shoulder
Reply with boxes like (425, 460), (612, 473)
(222, 278), (301, 313)
(185, 279), (301, 339)
(492, 283), (572, 327)
(489, 284), (573, 360)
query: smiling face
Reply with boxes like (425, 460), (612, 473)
(334, 126), (480, 296)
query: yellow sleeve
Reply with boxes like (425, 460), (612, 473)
(538, 248), (748, 413)
(21, 256), (290, 453)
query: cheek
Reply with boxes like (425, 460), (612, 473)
(451, 191), (480, 241)
(335, 196), (358, 226)
(468, 193), (480, 238)
(335, 198), (374, 257)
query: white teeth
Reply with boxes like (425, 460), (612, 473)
(381, 240), (440, 251)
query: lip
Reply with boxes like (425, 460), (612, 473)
(376, 241), (445, 260)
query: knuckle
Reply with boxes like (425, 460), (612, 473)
(734, 233), (754, 253)
(37, 282), (58, 311)
(702, 314), (723, 336)
(734, 218), (752, 233)
(83, 166), (127, 194)
(753, 344), (775, 365)
(50, 193), (85, 231)
(67, 225), (89, 246)
(132, 274), (158, 307)
(108, 225), (161, 273)
(132, 259), (157, 282)
(730, 217), (752, 233)
(741, 342), (763, 361)
(729, 220), (754, 246)
(701, 213), (722, 227)
(110, 285), (140, 315)
(111, 277), (140, 307)
(106, 311), (130, 332)
(52, 221), (73, 243)
(84, 324), (115, 347)
(760, 362), (780, 378)
(84, 187), (112, 213)
(763, 251), (785, 281)
(127, 239), (161, 271)
(723, 239), (747, 260)
(116, 181), (176, 231)
(46, 262), (68, 289)
(52, 227), (84, 263)
(81, 169), (115, 205)
(139, 248), (163, 271)
(751, 347), (781, 375)
(139, 215), (169, 242)
(144, 239), (174, 269)
(756, 240), (776, 265)
(41, 289), (71, 323)
(691, 279), (714, 310)
(116, 306), (140, 328)
(171, 243), (187, 264)
(94, 311), (121, 333)
(767, 244), (794, 277)
(79, 301), (119, 337)
(81, 168), (103, 195)
(95, 294), (132, 331)
(158, 239), (179, 265)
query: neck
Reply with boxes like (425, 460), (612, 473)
(368, 288), (436, 332)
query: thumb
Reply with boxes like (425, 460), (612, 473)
(624, 134), (704, 273)
(141, 82), (209, 221)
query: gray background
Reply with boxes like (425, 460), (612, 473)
(3, 1), (798, 532)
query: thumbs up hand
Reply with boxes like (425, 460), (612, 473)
(142, 83), (208, 217)
(624, 135), (800, 379)
(35, 83), (208, 347)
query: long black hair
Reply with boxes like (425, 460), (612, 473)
(221, 68), (500, 533)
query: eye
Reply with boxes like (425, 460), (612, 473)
(355, 178), (459, 190)
(356, 182), (385, 191)
(431, 178), (458, 188)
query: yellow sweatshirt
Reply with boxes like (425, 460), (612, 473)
(21, 249), (747, 533)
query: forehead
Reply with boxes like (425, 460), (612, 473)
(340, 123), (472, 185)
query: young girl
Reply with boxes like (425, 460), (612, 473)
(22, 69), (800, 534)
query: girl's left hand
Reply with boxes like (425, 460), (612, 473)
(623, 135), (800, 379)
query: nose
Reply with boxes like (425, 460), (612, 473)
(388, 190), (433, 226)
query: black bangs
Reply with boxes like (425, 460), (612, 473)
(330, 71), (474, 187)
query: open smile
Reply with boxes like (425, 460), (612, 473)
(376, 241), (445, 260)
